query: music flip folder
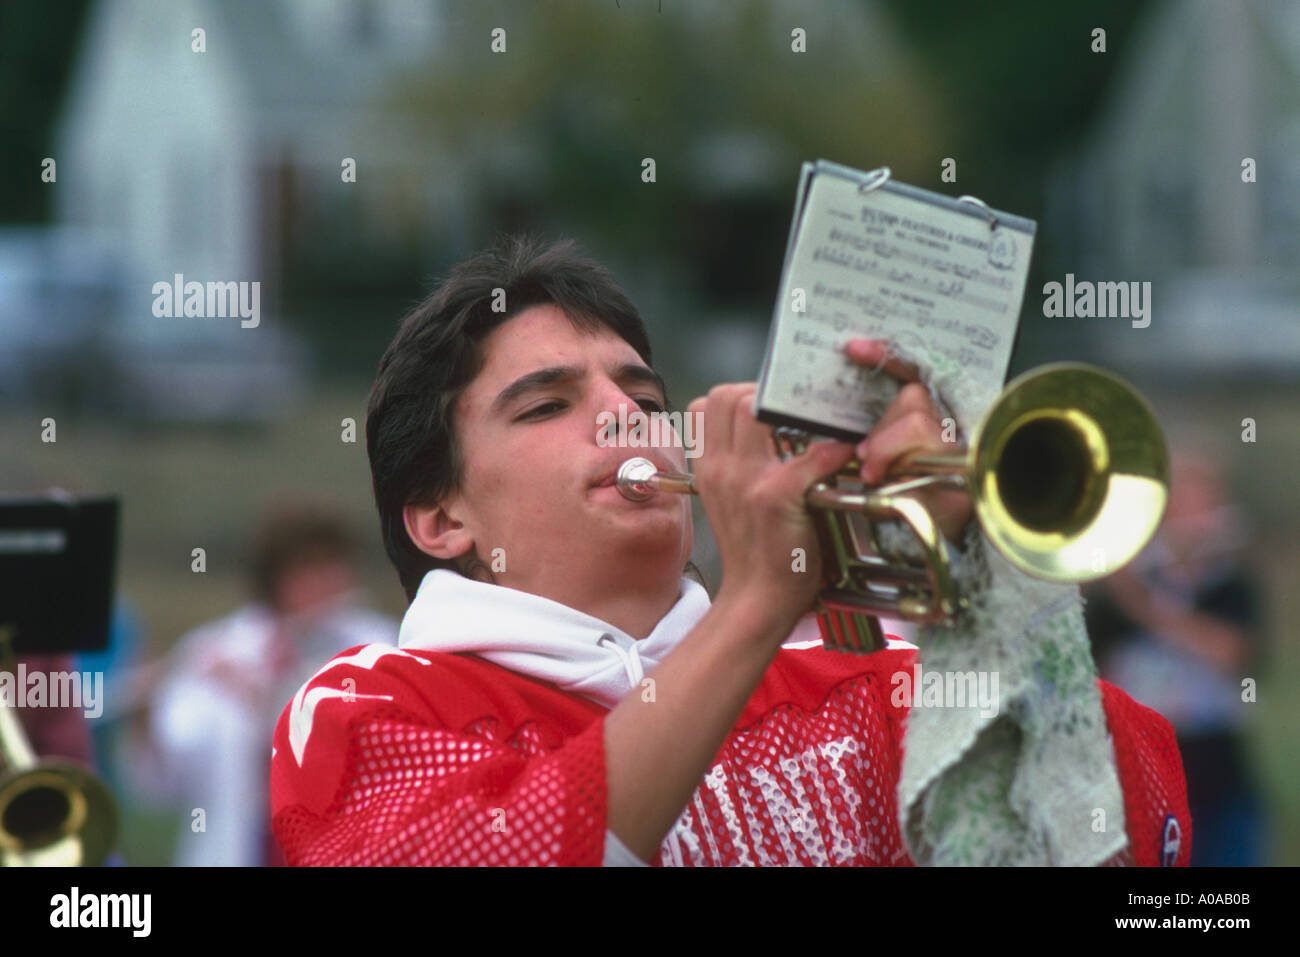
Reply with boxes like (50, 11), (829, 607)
(755, 160), (1037, 441)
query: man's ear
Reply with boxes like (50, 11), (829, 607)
(403, 500), (474, 561)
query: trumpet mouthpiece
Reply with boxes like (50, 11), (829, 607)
(616, 457), (659, 501)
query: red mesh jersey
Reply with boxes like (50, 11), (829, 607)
(270, 642), (1191, 866)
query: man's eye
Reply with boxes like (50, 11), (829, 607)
(517, 401), (565, 421)
(637, 398), (665, 413)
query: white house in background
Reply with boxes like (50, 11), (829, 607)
(56, 0), (452, 288)
(1047, 0), (1300, 381)
(51, 0), (464, 419)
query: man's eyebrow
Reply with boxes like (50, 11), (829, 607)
(612, 362), (667, 400)
(491, 364), (583, 415)
(490, 362), (668, 415)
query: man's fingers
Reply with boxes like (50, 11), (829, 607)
(858, 411), (944, 485)
(690, 384), (768, 499)
(777, 439), (857, 498)
(844, 338), (921, 383)
(856, 382), (942, 471)
(862, 381), (938, 439)
(698, 384), (740, 458)
(692, 383), (769, 458)
(728, 385), (782, 461)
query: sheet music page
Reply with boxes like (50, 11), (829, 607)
(755, 164), (1036, 438)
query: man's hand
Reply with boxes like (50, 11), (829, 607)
(844, 339), (974, 543)
(686, 384), (856, 632)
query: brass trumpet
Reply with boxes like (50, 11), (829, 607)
(617, 363), (1168, 653)
(0, 628), (118, 866)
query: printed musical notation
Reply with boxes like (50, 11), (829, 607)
(790, 377), (864, 411)
(806, 282), (1000, 349)
(756, 162), (1035, 436)
(823, 227), (1016, 293)
(809, 245), (1008, 314)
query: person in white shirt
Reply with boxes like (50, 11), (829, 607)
(149, 501), (397, 866)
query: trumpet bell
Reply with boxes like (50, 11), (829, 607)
(971, 363), (1168, 583)
(0, 646), (119, 867)
(0, 762), (118, 866)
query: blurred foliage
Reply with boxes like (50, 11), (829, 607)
(354, 0), (1158, 371)
(0, 0), (93, 221)
(879, 0), (1156, 218)
(378, 1), (951, 282)
(1, 0), (1158, 237)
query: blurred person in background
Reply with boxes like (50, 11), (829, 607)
(148, 501), (397, 866)
(1086, 450), (1270, 866)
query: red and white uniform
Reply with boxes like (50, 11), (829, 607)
(270, 585), (1191, 866)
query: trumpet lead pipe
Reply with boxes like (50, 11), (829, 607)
(615, 449), (968, 506)
(895, 451), (968, 474)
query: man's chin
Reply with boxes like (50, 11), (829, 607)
(586, 506), (684, 545)
(588, 482), (682, 514)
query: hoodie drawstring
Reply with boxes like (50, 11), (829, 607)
(599, 632), (686, 865)
(597, 633), (645, 688)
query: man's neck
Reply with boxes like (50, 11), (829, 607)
(511, 571), (685, 640)
(583, 585), (684, 640)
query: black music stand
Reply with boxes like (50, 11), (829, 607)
(0, 492), (119, 664)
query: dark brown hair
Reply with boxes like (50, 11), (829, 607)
(248, 501), (357, 608)
(366, 233), (655, 602)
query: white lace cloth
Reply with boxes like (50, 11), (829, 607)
(885, 343), (1128, 866)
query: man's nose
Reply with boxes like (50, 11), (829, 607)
(592, 381), (638, 443)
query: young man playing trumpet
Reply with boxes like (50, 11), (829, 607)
(269, 235), (1190, 866)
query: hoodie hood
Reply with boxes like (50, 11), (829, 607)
(397, 568), (715, 709)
